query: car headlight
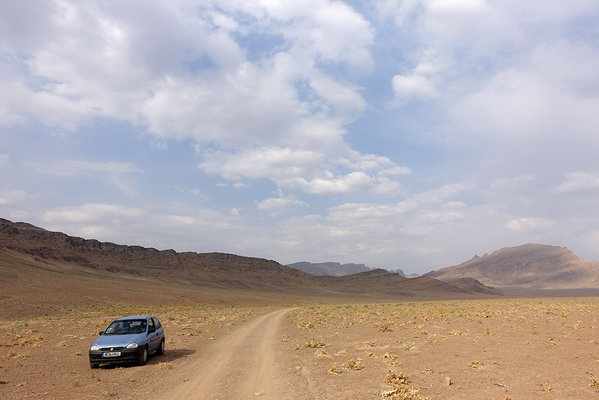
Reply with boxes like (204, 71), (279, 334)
(90, 344), (100, 351)
(126, 343), (138, 349)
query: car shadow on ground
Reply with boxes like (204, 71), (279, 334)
(152, 348), (196, 363)
(95, 349), (196, 369)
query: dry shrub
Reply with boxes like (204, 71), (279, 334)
(298, 321), (315, 330)
(403, 342), (419, 354)
(386, 371), (409, 386)
(6, 351), (28, 359)
(328, 363), (342, 375)
(470, 360), (485, 369)
(540, 383), (551, 392)
(380, 387), (427, 400)
(381, 371), (427, 400)
(0, 334), (44, 347)
(314, 348), (331, 359)
(345, 359), (363, 370)
(377, 322), (394, 332)
(588, 373), (599, 390)
(158, 362), (174, 369)
(305, 338), (325, 348)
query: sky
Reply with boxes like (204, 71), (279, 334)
(1, 0), (599, 274)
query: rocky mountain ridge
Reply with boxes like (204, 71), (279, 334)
(0, 218), (497, 298)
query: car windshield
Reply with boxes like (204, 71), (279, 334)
(104, 319), (147, 335)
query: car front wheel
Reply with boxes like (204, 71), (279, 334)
(137, 346), (148, 366)
(90, 363), (99, 369)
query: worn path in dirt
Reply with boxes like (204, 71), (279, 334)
(158, 308), (296, 400)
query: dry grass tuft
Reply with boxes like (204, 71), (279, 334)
(158, 362), (174, 369)
(382, 352), (399, 361)
(540, 383), (551, 392)
(328, 363), (343, 375)
(305, 338), (326, 348)
(377, 322), (394, 332)
(403, 342), (419, 354)
(588, 373), (599, 390)
(314, 348), (331, 359)
(385, 371), (410, 386)
(345, 359), (363, 370)
(381, 371), (428, 400)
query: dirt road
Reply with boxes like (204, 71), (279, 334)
(159, 308), (294, 400)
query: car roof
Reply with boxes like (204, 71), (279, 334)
(114, 315), (155, 321)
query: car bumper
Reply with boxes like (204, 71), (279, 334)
(89, 347), (142, 365)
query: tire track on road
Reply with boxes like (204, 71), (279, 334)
(161, 308), (294, 400)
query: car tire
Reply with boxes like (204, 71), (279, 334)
(137, 346), (148, 366)
(90, 363), (99, 369)
(157, 339), (165, 355)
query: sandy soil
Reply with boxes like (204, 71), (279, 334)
(4, 298), (599, 399)
(156, 308), (294, 399)
(280, 298), (599, 399)
(0, 305), (275, 399)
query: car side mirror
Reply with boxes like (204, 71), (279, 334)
(98, 331), (104, 336)
(148, 326), (156, 334)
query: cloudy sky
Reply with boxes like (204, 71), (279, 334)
(2, 1), (599, 274)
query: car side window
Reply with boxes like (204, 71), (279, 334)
(153, 317), (161, 329)
(148, 318), (155, 331)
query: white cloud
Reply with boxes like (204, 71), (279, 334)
(256, 193), (308, 214)
(489, 175), (535, 191)
(27, 159), (141, 176)
(199, 147), (322, 181)
(504, 217), (555, 233)
(0, 153), (9, 168)
(416, 183), (473, 204)
(0, 1), (373, 155)
(39, 202), (244, 253)
(0, 189), (32, 206)
(294, 171), (373, 195)
(199, 145), (409, 196)
(392, 73), (438, 102)
(42, 203), (145, 225)
(555, 172), (599, 194)
(452, 40), (599, 145)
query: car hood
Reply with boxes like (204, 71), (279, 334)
(91, 333), (147, 348)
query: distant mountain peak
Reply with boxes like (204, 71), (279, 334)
(427, 243), (599, 290)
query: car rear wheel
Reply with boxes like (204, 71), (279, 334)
(157, 339), (165, 355)
(137, 346), (148, 366)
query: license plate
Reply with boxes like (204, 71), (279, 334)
(102, 351), (121, 357)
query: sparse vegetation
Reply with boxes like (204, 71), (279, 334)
(282, 298), (599, 399)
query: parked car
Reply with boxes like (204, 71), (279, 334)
(89, 315), (165, 368)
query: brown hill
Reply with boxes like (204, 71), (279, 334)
(0, 218), (501, 317)
(427, 243), (599, 290)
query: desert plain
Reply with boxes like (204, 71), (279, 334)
(3, 296), (599, 399)
(3, 220), (599, 399)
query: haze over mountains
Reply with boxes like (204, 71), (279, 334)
(3, 217), (599, 316)
(286, 261), (406, 277)
(0, 218), (499, 317)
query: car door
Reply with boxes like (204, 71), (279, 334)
(153, 317), (164, 341)
(147, 317), (159, 352)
